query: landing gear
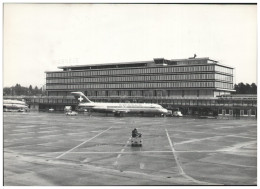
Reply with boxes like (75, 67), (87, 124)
(114, 112), (125, 117)
(139, 111), (145, 117)
(161, 113), (166, 117)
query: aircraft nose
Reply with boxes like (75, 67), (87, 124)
(161, 108), (168, 113)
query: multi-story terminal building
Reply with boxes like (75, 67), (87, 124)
(46, 57), (235, 97)
(7, 59), (257, 118)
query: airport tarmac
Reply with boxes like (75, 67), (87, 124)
(3, 112), (257, 186)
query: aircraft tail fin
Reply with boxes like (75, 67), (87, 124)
(71, 92), (92, 103)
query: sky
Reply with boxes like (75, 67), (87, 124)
(3, 3), (257, 88)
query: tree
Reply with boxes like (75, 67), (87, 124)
(251, 83), (257, 94)
(3, 84), (46, 96)
(233, 82), (257, 94)
(3, 87), (11, 96)
(245, 83), (251, 94)
(14, 84), (22, 95)
(29, 85), (33, 95)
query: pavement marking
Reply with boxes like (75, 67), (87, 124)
(199, 160), (257, 168)
(174, 133), (256, 145)
(226, 134), (256, 140)
(217, 141), (257, 152)
(12, 150), (257, 154)
(113, 137), (131, 166)
(165, 129), (215, 185)
(175, 135), (221, 145)
(56, 127), (112, 159)
(140, 163), (145, 169)
(165, 129), (184, 175)
(214, 124), (257, 129)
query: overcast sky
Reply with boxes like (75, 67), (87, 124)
(3, 3), (257, 87)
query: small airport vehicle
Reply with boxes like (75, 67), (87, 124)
(173, 111), (183, 117)
(131, 128), (142, 147)
(66, 111), (78, 116)
(166, 110), (173, 116)
(131, 137), (142, 147)
(64, 106), (72, 112)
(49, 108), (54, 112)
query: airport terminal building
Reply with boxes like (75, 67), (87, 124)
(7, 58), (256, 117)
(45, 57), (235, 98)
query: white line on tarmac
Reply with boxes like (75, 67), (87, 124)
(113, 137), (131, 166)
(60, 151), (171, 154)
(217, 141), (256, 152)
(165, 129), (184, 175)
(215, 124), (256, 129)
(56, 127), (112, 159)
(28, 149), (257, 154)
(174, 133), (256, 145)
(165, 129), (215, 185)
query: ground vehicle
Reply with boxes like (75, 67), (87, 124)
(173, 111), (183, 117)
(131, 129), (142, 147)
(64, 106), (72, 112)
(131, 136), (142, 147)
(65, 111), (78, 116)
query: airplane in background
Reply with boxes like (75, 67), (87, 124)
(71, 92), (168, 116)
(3, 99), (29, 112)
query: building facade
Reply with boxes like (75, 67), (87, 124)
(45, 57), (235, 97)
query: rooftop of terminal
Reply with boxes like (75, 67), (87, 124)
(56, 57), (222, 71)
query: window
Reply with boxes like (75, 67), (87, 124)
(247, 109), (251, 116)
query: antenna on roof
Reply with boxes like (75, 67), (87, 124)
(194, 54), (197, 58)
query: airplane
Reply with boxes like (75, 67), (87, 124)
(71, 92), (168, 116)
(3, 99), (29, 112)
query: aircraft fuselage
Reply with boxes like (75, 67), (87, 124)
(78, 102), (168, 115)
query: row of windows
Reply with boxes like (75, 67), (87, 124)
(177, 60), (207, 65)
(46, 65), (220, 78)
(215, 65), (233, 75)
(87, 90), (214, 97)
(215, 82), (233, 89)
(46, 81), (235, 90)
(46, 73), (232, 84)
(215, 74), (233, 82)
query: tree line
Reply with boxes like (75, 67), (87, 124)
(3, 84), (46, 96)
(233, 82), (257, 94)
(3, 82), (257, 96)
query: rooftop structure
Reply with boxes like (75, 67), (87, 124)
(58, 57), (220, 71)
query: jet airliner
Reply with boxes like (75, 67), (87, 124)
(71, 92), (168, 116)
(3, 99), (29, 112)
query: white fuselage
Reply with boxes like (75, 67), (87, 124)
(78, 102), (168, 115)
(3, 100), (29, 112)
